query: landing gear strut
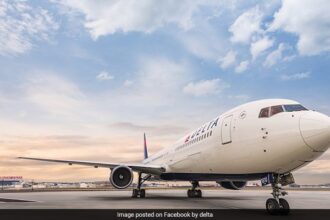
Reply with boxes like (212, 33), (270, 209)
(266, 174), (290, 215)
(187, 181), (202, 198)
(132, 172), (150, 198)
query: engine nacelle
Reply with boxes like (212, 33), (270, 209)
(217, 181), (247, 190)
(110, 166), (133, 189)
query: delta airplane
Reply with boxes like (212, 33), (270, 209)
(19, 99), (330, 215)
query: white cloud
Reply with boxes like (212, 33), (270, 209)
(0, 0), (58, 56)
(280, 72), (310, 81)
(0, 1), (5, 17)
(24, 72), (86, 116)
(282, 54), (296, 62)
(106, 57), (192, 109)
(229, 6), (263, 44)
(137, 57), (189, 95)
(250, 37), (274, 60)
(263, 43), (287, 67)
(217, 50), (236, 69)
(269, 0), (330, 55)
(55, 0), (220, 40)
(96, 71), (114, 81)
(178, 24), (228, 61)
(235, 60), (249, 73)
(183, 78), (230, 97)
(123, 80), (133, 87)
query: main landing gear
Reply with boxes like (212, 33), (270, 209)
(266, 174), (291, 215)
(187, 181), (202, 198)
(132, 172), (151, 198)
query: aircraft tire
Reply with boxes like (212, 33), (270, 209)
(197, 189), (202, 198)
(266, 198), (280, 215)
(140, 189), (146, 198)
(279, 198), (290, 215)
(187, 189), (193, 198)
(132, 189), (138, 198)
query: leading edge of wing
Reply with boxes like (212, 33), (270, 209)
(18, 157), (165, 175)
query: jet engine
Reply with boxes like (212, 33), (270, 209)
(109, 166), (133, 189)
(217, 181), (247, 190)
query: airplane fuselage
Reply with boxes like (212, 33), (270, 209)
(144, 99), (330, 181)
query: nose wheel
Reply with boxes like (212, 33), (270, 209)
(187, 181), (202, 198)
(266, 174), (290, 215)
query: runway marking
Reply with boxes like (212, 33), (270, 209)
(0, 198), (37, 203)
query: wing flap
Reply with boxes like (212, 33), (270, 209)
(18, 157), (165, 175)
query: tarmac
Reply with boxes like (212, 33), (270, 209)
(0, 189), (330, 209)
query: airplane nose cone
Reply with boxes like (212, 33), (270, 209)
(300, 112), (330, 152)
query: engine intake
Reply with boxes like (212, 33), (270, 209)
(110, 166), (133, 189)
(218, 181), (247, 190)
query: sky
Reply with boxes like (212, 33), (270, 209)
(0, 0), (330, 184)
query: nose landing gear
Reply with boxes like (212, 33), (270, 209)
(266, 174), (291, 215)
(187, 181), (202, 198)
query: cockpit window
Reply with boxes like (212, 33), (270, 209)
(259, 107), (270, 118)
(270, 105), (284, 116)
(259, 104), (308, 118)
(283, 104), (308, 112)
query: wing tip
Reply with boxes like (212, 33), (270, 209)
(17, 157), (30, 159)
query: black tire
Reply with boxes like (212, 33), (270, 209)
(140, 189), (146, 198)
(279, 198), (290, 215)
(197, 190), (202, 198)
(187, 189), (192, 198)
(193, 190), (198, 197)
(266, 198), (280, 215)
(132, 189), (138, 198)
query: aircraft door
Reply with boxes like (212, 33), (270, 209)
(221, 115), (233, 144)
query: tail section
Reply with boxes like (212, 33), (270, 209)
(144, 133), (148, 159)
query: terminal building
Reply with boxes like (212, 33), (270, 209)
(0, 176), (24, 189)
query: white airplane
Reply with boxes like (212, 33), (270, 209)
(19, 99), (330, 215)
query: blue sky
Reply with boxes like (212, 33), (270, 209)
(0, 0), (330, 184)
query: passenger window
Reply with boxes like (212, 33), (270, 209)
(270, 105), (284, 116)
(259, 107), (269, 118)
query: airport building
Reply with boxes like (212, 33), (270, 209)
(0, 176), (25, 189)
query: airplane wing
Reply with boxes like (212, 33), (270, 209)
(18, 157), (165, 175)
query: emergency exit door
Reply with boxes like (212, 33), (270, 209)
(221, 115), (233, 144)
